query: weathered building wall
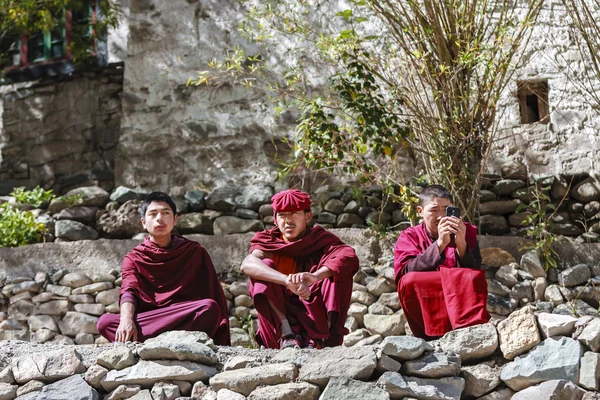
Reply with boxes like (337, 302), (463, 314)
(491, 2), (600, 178)
(0, 66), (124, 195)
(116, 0), (600, 193)
(0, 1), (130, 195)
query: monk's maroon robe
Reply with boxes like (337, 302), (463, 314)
(249, 226), (359, 348)
(97, 236), (230, 345)
(394, 222), (489, 339)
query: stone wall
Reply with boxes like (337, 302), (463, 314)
(0, 248), (599, 399)
(0, 64), (124, 195)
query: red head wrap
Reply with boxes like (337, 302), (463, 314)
(271, 189), (312, 213)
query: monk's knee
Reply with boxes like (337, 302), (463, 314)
(97, 313), (117, 339)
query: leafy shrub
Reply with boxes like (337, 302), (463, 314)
(0, 203), (47, 247)
(59, 193), (84, 208)
(10, 186), (55, 207)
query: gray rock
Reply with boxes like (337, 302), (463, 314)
(101, 360), (218, 392)
(377, 372), (464, 400)
(74, 333), (94, 345)
(0, 383), (17, 400)
(508, 212), (532, 227)
(151, 381), (180, 400)
(366, 278), (396, 297)
(205, 186), (242, 212)
(57, 312), (99, 336)
(497, 306), (541, 360)
(222, 356), (256, 371)
(558, 264), (591, 287)
(533, 277), (547, 301)
(235, 208), (259, 220)
(552, 223), (585, 236)
(16, 379), (43, 397)
(368, 303), (394, 315)
(298, 346), (377, 387)
(74, 304), (105, 316)
(510, 379), (585, 400)
(481, 248), (516, 268)
(247, 381), (320, 400)
(380, 336), (433, 361)
(173, 197), (190, 215)
(184, 191), (206, 212)
(27, 315), (58, 332)
(138, 332), (217, 364)
(59, 273), (93, 288)
(438, 323), (498, 362)
(480, 200), (521, 215)
(127, 389), (153, 400)
(317, 212), (337, 224)
(580, 351), (600, 390)
(83, 364), (109, 388)
(239, 185), (274, 210)
(553, 300), (598, 317)
(487, 279), (511, 297)
(213, 216), (262, 235)
(500, 336), (583, 391)
(176, 213), (213, 234)
(400, 352), (461, 378)
(460, 364), (501, 398)
(544, 284), (565, 305)
(97, 346), (137, 370)
(377, 293), (401, 311)
(351, 291), (376, 306)
(480, 190), (496, 202)
(512, 281), (534, 304)
(336, 213), (364, 228)
(55, 207), (99, 224)
(95, 288), (120, 306)
(536, 312), (577, 338)
(215, 388), (244, 400)
(72, 282), (113, 295)
(495, 179), (526, 196)
(11, 349), (86, 383)
(486, 294), (517, 316)
(364, 313), (405, 336)
(110, 187), (147, 204)
(0, 368), (14, 384)
(479, 215), (510, 235)
(45, 284), (72, 297)
(495, 264), (519, 287)
(376, 353), (402, 374)
(105, 384), (141, 400)
(571, 177), (600, 203)
(520, 251), (547, 278)
(97, 200), (144, 238)
(578, 318), (600, 352)
(55, 220), (99, 241)
(324, 199), (346, 215)
(476, 388), (515, 400)
(319, 377), (388, 400)
(343, 329), (371, 347)
(209, 363), (296, 396)
(365, 211), (392, 226)
(35, 375), (99, 400)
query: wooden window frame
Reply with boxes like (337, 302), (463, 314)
(517, 80), (550, 125)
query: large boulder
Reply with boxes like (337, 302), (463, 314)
(55, 220), (99, 241)
(109, 187), (147, 204)
(497, 306), (541, 360)
(35, 375), (100, 400)
(377, 372), (464, 400)
(510, 379), (585, 400)
(379, 336), (433, 362)
(571, 177), (600, 203)
(438, 323), (498, 362)
(319, 377), (388, 400)
(247, 381), (321, 400)
(298, 346), (377, 387)
(97, 200), (144, 238)
(209, 363), (297, 396)
(558, 264), (591, 287)
(460, 364), (501, 398)
(537, 313), (577, 339)
(11, 349), (86, 383)
(481, 248), (516, 268)
(400, 352), (461, 379)
(578, 318), (600, 352)
(138, 331), (217, 364)
(500, 336), (583, 391)
(580, 351), (600, 391)
(213, 216), (262, 235)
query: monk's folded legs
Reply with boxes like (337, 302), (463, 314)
(97, 299), (221, 343)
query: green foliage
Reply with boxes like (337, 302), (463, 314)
(59, 193), (84, 208)
(397, 185), (420, 226)
(515, 184), (559, 271)
(0, 202), (46, 247)
(10, 186), (55, 207)
(0, 0), (120, 69)
(239, 315), (258, 349)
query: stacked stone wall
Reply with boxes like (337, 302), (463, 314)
(0, 64), (124, 196)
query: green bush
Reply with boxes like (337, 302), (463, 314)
(10, 186), (55, 207)
(0, 203), (47, 247)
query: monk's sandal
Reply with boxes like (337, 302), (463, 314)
(279, 334), (301, 349)
(307, 339), (324, 350)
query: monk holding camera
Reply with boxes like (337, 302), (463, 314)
(393, 185), (489, 340)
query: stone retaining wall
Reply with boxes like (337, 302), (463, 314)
(1, 174), (600, 248)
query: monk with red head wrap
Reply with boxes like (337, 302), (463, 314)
(97, 192), (230, 345)
(394, 185), (489, 340)
(241, 189), (359, 349)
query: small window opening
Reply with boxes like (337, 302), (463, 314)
(518, 80), (549, 125)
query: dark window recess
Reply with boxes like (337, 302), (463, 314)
(0, 36), (21, 68)
(518, 80), (550, 124)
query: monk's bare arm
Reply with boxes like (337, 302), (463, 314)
(240, 250), (287, 286)
(116, 301), (138, 342)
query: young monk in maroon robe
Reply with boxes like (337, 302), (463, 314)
(97, 192), (230, 345)
(394, 185), (489, 340)
(241, 189), (359, 349)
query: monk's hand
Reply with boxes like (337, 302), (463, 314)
(292, 272), (318, 286)
(454, 219), (468, 256)
(115, 318), (138, 342)
(285, 276), (311, 300)
(436, 217), (457, 250)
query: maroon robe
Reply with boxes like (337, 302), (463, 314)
(394, 222), (489, 339)
(97, 236), (230, 345)
(249, 226), (359, 348)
